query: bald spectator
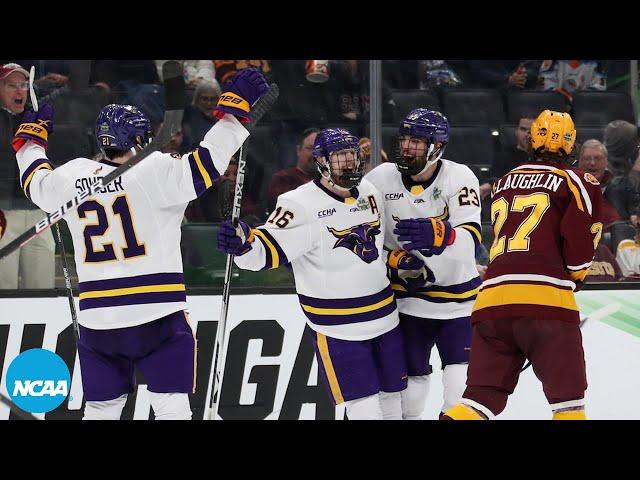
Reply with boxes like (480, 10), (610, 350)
(267, 127), (319, 212)
(577, 139), (622, 229)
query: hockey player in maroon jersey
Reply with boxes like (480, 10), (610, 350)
(444, 110), (604, 420)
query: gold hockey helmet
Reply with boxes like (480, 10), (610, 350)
(530, 109), (576, 155)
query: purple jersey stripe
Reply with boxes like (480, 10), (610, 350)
(259, 229), (290, 267)
(298, 285), (394, 310)
(21, 158), (51, 187)
(79, 290), (187, 310)
(304, 298), (397, 326)
(188, 152), (208, 196)
(422, 276), (482, 294)
(78, 272), (185, 293)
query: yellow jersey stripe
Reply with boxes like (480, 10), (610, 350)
(301, 294), (395, 315)
(473, 283), (578, 312)
(252, 229), (280, 268)
(316, 333), (345, 404)
(193, 149), (213, 189)
(23, 163), (53, 195)
(460, 224), (482, 243)
(569, 269), (589, 282)
(423, 288), (479, 299)
(79, 283), (186, 299)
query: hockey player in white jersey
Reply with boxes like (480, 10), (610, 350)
(217, 128), (409, 420)
(11, 67), (269, 420)
(365, 109), (482, 419)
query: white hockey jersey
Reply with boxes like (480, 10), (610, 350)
(234, 178), (399, 341)
(365, 159), (482, 320)
(16, 115), (248, 329)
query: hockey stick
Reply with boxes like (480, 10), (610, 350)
(0, 392), (39, 421)
(29, 66), (80, 343)
(0, 60), (185, 262)
(203, 83), (280, 421)
(520, 302), (622, 372)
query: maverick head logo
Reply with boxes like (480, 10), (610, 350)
(327, 218), (381, 263)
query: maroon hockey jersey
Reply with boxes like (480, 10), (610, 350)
(473, 161), (604, 322)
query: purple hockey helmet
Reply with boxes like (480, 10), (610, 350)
(312, 128), (363, 189)
(396, 108), (449, 175)
(95, 104), (152, 153)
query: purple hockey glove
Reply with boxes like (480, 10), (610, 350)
(213, 67), (269, 123)
(217, 219), (254, 256)
(12, 103), (54, 151)
(394, 217), (456, 257)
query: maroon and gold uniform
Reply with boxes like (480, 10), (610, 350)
(455, 160), (604, 419)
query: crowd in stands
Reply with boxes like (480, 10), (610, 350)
(1, 59), (640, 288)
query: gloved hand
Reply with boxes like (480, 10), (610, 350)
(12, 103), (55, 151)
(0, 208), (6, 241)
(387, 249), (435, 294)
(217, 219), (254, 256)
(213, 67), (269, 123)
(394, 217), (456, 256)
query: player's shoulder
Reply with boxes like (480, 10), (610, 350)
(439, 158), (478, 186)
(55, 157), (104, 177)
(366, 162), (398, 184)
(278, 181), (315, 209)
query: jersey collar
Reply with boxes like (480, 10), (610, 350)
(313, 178), (359, 204)
(401, 159), (442, 195)
(99, 159), (121, 168)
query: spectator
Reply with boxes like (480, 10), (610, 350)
(468, 60), (540, 90)
(358, 136), (389, 175)
(608, 145), (640, 227)
(0, 62), (55, 289)
(181, 81), (220, 151)
(418, 60), (463, 90)
(267, 127), (319, 211)
(328, 60), (395, 124)
(156, 60), (220, 92)
(604, 120), (639, 175)
(34, 60), (70, 97)
(586, 243), (623, 282)
(479, 116), (534, 200)
(616, 226), (640, 278)
(537, 60), (606, 104)
(577, 139), (622, 228)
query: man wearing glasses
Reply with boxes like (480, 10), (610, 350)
(0, 62), (55, 290)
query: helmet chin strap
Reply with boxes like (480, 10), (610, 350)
(317, 161), (354, 193)
(412, 143), (441, 177)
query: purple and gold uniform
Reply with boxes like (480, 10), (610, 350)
(234, 178), (407, 404)
(16, 115), (248, 400)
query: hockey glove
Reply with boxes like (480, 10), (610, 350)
(0, 208), (6, 241)
(12, 103), (55, 151)
(387, 248), (435, 294)
(217, 219), (254, 256)
(213, 67), (269, 123)
(394, 217), (456, 257)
